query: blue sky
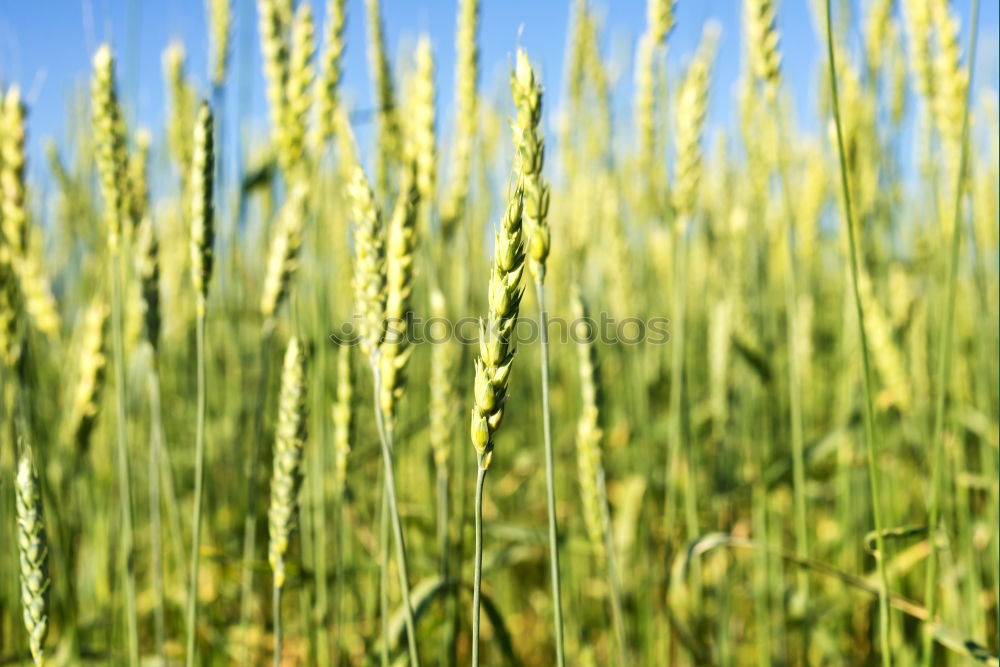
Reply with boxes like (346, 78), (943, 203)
(0, 0), (996, 184)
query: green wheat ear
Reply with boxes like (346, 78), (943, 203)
(15, 452), (50, 667)
(268, 335), (309, 588)
(190, 100), (215, 311)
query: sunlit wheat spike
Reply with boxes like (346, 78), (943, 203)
(440, 0), (478, 234)
(13, 253), (60, 340)
(901, 0), (935, 102)
(744, 0), (782, 99)
(314, 0), (347, 147)
(429, 289), (454, 472)
(470, 178), (525, 469)
(127, 129), (151, 230)
(282, 1), (315, 178)
(349, 165), (387, 356)
(510, 49), (550, 282)
(91, 44), (128, 251)
(647, 0), (676, 45)
(67, 300), (109, 452)
(163, 43), (196, 181)
(135, 214), (161, 348)
(379, 162), (419, 422)
(15, 453), (49, 666)
(0, 264), (19, 368)
(190, 101), (215, 309)
(268, 336), (309, 588)
(633, 35), (656, 172)
(207, 0), (232, 89)
(332, 342), (353, 496)
(672, 22), (720, 220)
(571, 290), (605, 560)
(1, 88), (60, 339)
(259, 0), (291, 151)
(364, 0), (400, 193)
(1, 86), (28, 255)
(863, 0), (894, 73)
(261, 183), (309, 319)
(930, 0), (966, 164)
(410, 36), (437, 213)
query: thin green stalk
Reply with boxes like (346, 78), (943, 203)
(535, 278), (566, 667)
(379, 479), (390, 666)
(312, 367), (331, 667)
(186, 305), (208, 666)
(239, 321), (276, 663)
(273, 582), (283, 667)
(370, 354), (420, 666)
(598, 467), (628, 665)
(471, 462), (487, 667)
(436, 465), (450, 661)
(148, 353), (166, 660)
(109, 248), (140, 666)
(333, 492), (347, 661)
(824, 2), (890, 663)
(772, 102), (809, 643)
(922, 1), (980, 664)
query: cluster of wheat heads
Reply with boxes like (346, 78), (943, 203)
(0, 0), (996, 665)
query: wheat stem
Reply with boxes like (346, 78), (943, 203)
(147, 354), (166, 659)
(824, 2), (891, 664)
(273, 582), (283, 666)
(239, 321), (276, 662)
(370, 353), (420, 665)
(921, 1), (979, 665)
(471, 462), (487, 667)
(185, 307), (208, 665)
(535, 278), (565, 667)
(109, 247), (140, 666)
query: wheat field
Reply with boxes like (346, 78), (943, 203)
(0, 0), (997, 664)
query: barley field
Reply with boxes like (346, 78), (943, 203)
(0, 0), (997, 664)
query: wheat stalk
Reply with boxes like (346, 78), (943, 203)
(350, 162), (420, 666)
(921, 1), (980, 665)
(470, 173), (525, 666)
(824, 3), (892, 663)
(510, 46), (565, 665)
(186, 99), (215, 667)
(91, 45), (140, 665)
(572, 289), (627, 664)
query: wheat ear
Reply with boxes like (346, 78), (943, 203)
(440, 0), (479, 234)
(268, 336), (308, 666)
(314, 0), (347, 148)
(15, 452), (49, 667)
(260, 183), (309, 319)
(207, 0), (232, 90)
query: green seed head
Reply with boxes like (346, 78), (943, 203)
(268, 336), (309, 588)
(15, 453), (49, 666)
(190, 101), (215, 310)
